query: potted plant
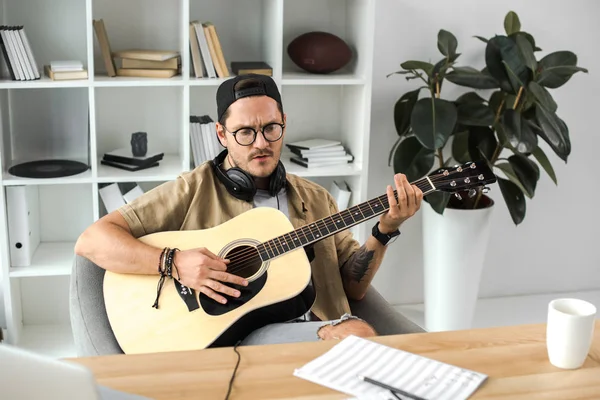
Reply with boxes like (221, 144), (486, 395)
(387, 11), (588, 332)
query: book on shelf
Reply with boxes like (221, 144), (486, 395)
(189, 20), (229, 78)
(121, 57), (180, 70)
(231, 61), (272, 76)
(44, 65), (88, 81)
(112, 49), (179, 62)
(99, 183), (146, 213)
(330, 180), (352, 210)
(189, 115), (221, 168)
(286, 139), (354, 169)
(0, 25), (40, 81)
(93, 19), (117, 77)
(102, 146), (164, 167)
(116, 68), (178, 78)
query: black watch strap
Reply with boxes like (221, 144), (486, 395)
(372, 222), (400, 246)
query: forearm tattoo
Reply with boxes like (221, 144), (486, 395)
(342, 245), (375, 283)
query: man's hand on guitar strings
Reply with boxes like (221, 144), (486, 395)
(379, 173), (423, 234)
(173, 248), (248, 304)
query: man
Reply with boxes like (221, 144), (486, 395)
(74, 73), (423, 347)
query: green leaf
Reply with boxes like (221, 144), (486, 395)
(539, 51), (577, 68)
(445, 66), (499, 89)
(508, 154), (540, 198)
(504, 11), (521, 35)
(497, 177), (526, 225)
(452, 130), (471, 164)
(400, 61), (434, 77)
(532, 146), (558, 185)
(515, 33), (537, 73)
(502, 109), (539, 154)
(388, 136), (403, 167)
(510, 31), (541, 52)
(489, 90), (506, 116)
(457, 102), (495, 126)
(496, 163), (531, 199)
(537, 65), (588, 89)
(535, 105), (571, 162)
(438, 29), (458, 58)
(485, 35), (531, 93)
(455, 91), (487, 105)
(393, 136), (436, 182)
(537, 51), (588, 88)
(468, 126), (497, 161)
(528, 81), (557, 112)
(424, 191), (452, 215)
(474, 35), (489, 44)
(394, 88), (421, 137)
(410, 97), (458, 150)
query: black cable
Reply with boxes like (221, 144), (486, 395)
(224, 340), (242, 400)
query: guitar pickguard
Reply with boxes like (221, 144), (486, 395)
(199, 272), (268, 316)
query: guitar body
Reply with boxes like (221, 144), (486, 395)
(103, 207), (314, 354)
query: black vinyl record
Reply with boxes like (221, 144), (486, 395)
(8, 159), (90, 179)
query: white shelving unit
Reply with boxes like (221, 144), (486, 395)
(0, 0), (375, 358)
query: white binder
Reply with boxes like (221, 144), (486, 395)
(6, 185), (40, 267)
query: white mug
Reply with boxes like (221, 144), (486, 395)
(546, 298), (597, 369)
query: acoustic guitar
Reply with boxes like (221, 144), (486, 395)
(103, 161), (496, 354)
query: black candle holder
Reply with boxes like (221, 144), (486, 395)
(131, 132), (147, 157)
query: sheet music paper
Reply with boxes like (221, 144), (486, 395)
(294, 335), (488, 400)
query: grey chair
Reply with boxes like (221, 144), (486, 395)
(70, 254), (425, 357)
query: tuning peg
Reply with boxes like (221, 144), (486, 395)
(470, 163), (477, 169)
(454, 192), (462, 200)
(478, 174), (484, 180)
(468, 189), (477, 198)
(482, 186), (490, 194)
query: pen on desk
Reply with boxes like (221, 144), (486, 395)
(357, 375), (428, 400)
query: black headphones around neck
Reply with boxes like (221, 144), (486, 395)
(211, 149), (287, 202)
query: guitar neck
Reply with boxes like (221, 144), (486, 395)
(256, 177), (435, 261)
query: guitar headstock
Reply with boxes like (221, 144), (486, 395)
(429, 160), (497, 194)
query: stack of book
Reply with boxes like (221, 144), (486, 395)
(0, 25), (40, 81)
(93, 19), (180, 78)
(190, 115), (221, 167)
(101, 147), (164, 172)
(44, 60), (88, 81)
(286, 139), (354, 168)
(189, 20), (228, 78)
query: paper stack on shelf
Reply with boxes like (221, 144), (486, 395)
(0, 25), (40, 81)
(189, 21), (229, 78)
(190, 115), (221, 167)
(44, 60), (88, 81)
(101, 146), (164, 172)
(286, 139), (354, 168)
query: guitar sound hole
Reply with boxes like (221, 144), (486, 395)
(225, 245), (262, 279)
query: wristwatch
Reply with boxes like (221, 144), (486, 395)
(372, 222), (401, 246)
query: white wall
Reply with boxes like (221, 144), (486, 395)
(369, 0), (600, 305)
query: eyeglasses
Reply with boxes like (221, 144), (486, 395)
(223, 122), (285, 146)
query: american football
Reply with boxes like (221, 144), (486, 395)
(287, 31), (352, 74)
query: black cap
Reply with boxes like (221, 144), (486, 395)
(216, 74), (282, 123)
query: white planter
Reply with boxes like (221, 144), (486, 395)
(422, 198), (494, 332)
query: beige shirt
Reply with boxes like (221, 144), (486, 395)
(118, 159), (360, 321)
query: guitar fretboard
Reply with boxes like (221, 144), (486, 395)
(256, 177), (434, 261)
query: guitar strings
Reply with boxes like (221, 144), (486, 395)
(220, 170), (488, 273)
(221, 170), (489, 276)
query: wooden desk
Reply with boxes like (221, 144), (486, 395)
(71, 321), (600, 399)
